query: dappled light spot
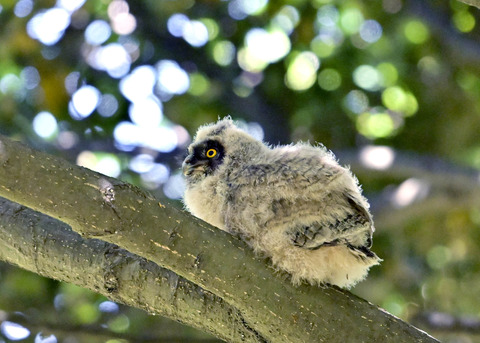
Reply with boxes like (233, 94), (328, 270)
(382, 86), (418, 116)
(456, 70), (479, 91)
(113, 121), (179, 153)
(113, 121), (138, 151)
(141, 163), (170, 187)
(99, 301), (120, 313)
(14, 0), (33, 18)
(318, 68), (341, 91)
(0, 74), (23, 96)
(245, 122), (264, 141)
(97, 94), (119, 117)
(359, 145), (395, 170)
(128, 96), (163, 127)
(167, 14), (209, 47)
(57, 131), (78, 150)
(316, 5), (339, 27)
(183, 20), (209, 47)
(174, 125), (191, 147)
(35, 333), (57, 343)
(357, 111), (395, 138)
(167, 13), (189, 37)
(228, 0), (268, 20)
(27, 7), (71, 45)
(391, 178), (430, 208)
(64, 71), (81, 95)
(70, 85), (101, 119)
(233, 72), (263, 97)
(376, 62), (398, 87)
(343, 90), (369, 114)
(404, 20), (429, 44)
(310, 33), (338, 58)
(163, 173), (186, 199)
(353, 65), (381, 91)
(417, 56), (441, 78)
(108, 0), (129, 19)
(381, 294), (406, 317)
(212, 40), (236, 66)
(86, 43), (131, 78)
(145, 126), (178, 153)
(453, 11), (475, 33)
(238, 28), (290, 72)
(111, 12), (136, 35)
(156, 60), (190, 95)
(272, 5), (299, 34)
(108, 313), (130, 333)
(237, 47), (267, 73)
(77, 151), (121, 177)
(85, 20), (111, 45)
(383, 0), (402, 13)
(359, 20), (382, 43)
(0, 321), (30, 340)
(20, 66), (40, 90)
(340, 7), (364, 35)
(57, 0), (86, 13)
(129, 154), (155, 173)
(33, 111), (57, 139)
(108, 0), (136, 35)
(285, 52), (319, 91)
(188, 73), (210, 96)
(119, 65), (156, 103)
(200, 18), (219, 41)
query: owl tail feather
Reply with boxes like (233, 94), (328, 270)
(347, 243), (382, 262)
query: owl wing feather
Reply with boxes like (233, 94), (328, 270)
(224, 145), (375, 257)
(290, 191), (374, 252)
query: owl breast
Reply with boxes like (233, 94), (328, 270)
(183, 177), (226, 231)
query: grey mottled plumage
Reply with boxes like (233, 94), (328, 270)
(182, 118), (380, 288)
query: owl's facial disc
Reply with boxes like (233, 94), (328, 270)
(182, 139), (225, 178)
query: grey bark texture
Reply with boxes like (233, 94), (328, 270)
(457, 0), (480, 9)
(0, 135), (439, 342)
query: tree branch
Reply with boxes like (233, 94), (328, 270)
(456, 0), (480, 10)
(0, 197), (256, 342)
(0, 135), (439, 342)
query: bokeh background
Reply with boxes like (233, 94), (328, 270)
(1, 0), (480, 342)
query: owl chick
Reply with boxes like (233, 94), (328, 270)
(182, 118), (380, 288)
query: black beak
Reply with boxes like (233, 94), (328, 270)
(182, 155), (208, 176)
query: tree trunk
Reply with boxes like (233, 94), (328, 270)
(0, 135), (439, 342)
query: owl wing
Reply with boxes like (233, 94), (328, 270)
(289, 191), (375, 254)
(225, 146), (375, 256)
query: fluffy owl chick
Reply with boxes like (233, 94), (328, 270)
(182, 118), (380, 288)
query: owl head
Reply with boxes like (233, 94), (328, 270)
(182, 118), (265, 183)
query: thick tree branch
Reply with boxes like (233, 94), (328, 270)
(0, 135), (439, 342)
(456, 0), (480, 10)
(0, 197), (255, 343)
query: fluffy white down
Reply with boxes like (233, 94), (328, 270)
(183, 118), (380, 288)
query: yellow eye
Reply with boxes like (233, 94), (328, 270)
(206, 148), (217, 158)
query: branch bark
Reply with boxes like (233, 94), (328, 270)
(0, 197), (250, 342)
(0, 135), (439, 342)
(456, 0), (480, 9)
